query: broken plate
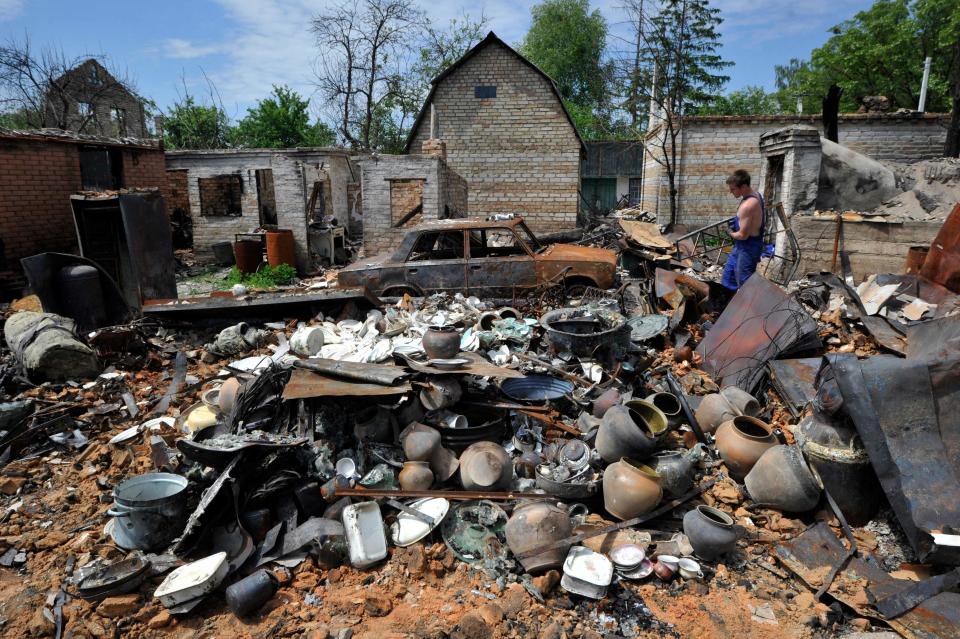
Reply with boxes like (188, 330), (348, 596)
(390, 497), (450, 547)
(154, 552), (229, 608)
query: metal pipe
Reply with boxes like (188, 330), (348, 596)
(334, 487), (544, 501)
(918, 57), (932, 112)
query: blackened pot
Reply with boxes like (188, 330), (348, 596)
(682, 505), (738, 560)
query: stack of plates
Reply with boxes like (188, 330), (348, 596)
(608, 544), (654, 579)
(560, 546), (613, 599)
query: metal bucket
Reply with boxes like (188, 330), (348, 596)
(266, 229), (296, 267)
(233, 240), (263, 275)
(107, 473), (189, 550)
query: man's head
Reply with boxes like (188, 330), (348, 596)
(726, 169), (752, 197)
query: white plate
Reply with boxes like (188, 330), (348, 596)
(390, 498), (450, 547)
(108, 425), (142, 446)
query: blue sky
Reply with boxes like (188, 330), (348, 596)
(0, 0), (875, 122)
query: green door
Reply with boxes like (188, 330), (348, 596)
(581, 178), (618, 210)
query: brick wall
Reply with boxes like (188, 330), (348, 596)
(359, 154), (446, 255)
(165, 149), (361, 270)
(794, 215), (941, 282)
(165, 170), (189, 215)
(641, 112), (951, 228)
(0, 135), (165, 297)
(408, 41), (582, 234)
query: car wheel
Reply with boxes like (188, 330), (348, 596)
(564, 279), (595, 300)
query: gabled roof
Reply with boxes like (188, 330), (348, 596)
(403, 31), (586, 153)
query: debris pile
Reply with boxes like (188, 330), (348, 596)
(1, 210), (960, 639)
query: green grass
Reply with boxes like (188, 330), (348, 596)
(225, 263), (298, 289)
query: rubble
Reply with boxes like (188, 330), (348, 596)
(2, 209), (960, 639)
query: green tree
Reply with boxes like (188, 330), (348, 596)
(520, 0), (609, 111)
(232, 85), (335, 148)
(163, 94), (231, 149)
(775, 0), (959, 119)
(694, 85), (782, 115)
(641, 0), (731, 224)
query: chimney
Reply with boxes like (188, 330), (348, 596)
(422, 104), (446, 161)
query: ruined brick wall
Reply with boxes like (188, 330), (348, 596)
(164, 170), (190, 216)
(0, 136), (165, 297)
(165, 149), (361, 270)
(121, 149), (167, 188)
(408, 41), (582, 234)
(641, 113), (951, 228)
(794, 216), (941, 282)
(359, 154), (445, 255)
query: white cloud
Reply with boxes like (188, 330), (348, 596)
(0, 0), (24, 21)
(162, 38), (226, 59)
(173, 0), (868, 115)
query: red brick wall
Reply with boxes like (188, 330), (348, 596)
(121, 148), (166, 188)
(0, 137), (165, 297)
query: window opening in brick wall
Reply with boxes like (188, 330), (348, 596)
(111, 107), (127, 136)
(628, 178), (642, 206)
(79, 145), (122, 190)
(474, 85), (497, 99)
(255, 168), (278, 226)
(389, 178), (424, 228)
(199, 174), (243, 217)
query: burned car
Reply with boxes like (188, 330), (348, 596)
(338, 217), (617, 297)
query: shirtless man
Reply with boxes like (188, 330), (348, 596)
(721, 169), (765, 291)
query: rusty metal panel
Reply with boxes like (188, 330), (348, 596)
(776, 523), (960, 639)
(907, 316), (960, 469)
(117, 192), (178, 302)
(919, 203), (960, 293)
(831, 354), (960, 565)
(696, 274), (821, 392)
(767, 357), (823, 416)
(282, 368), (412, 399)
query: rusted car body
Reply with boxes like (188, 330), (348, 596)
(338, 217), (617, 297)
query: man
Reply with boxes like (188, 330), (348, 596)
(721, 169), (766, 291)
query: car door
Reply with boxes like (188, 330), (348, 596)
(465, 227), (537, 297)
(402, 230), (468, 294)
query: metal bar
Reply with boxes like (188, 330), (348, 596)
(514, 352), (593, 388)
(514, 479), (715, 560)
(666, 371), (708, 444)
(334, 487), (545, 500)
(384, 498), (438, 525)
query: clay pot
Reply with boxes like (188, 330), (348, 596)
(419, 376), (462, 411)
(745, 445), (822, 512)
(459, 441), (513, 490)
(591, 388), (621, 418)
(644, 392), (683, 429)
(596, 403), (664, 463)
(649, 450), (695, 499)
(422, 326), (461, 359)
(504, 500), (573, 573)
(682, 505), (738, 560)
(714, 415), (777, 480)
(602, 458), (663, 521)
(400, 423), (459, 481)
(399, 461), (434, 490)
(403, 428), (440, 462)
(694, 387), (761, 434)
(218, 377), (244, 415)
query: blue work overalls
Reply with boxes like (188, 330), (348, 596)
(721, 192), (766, 291)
